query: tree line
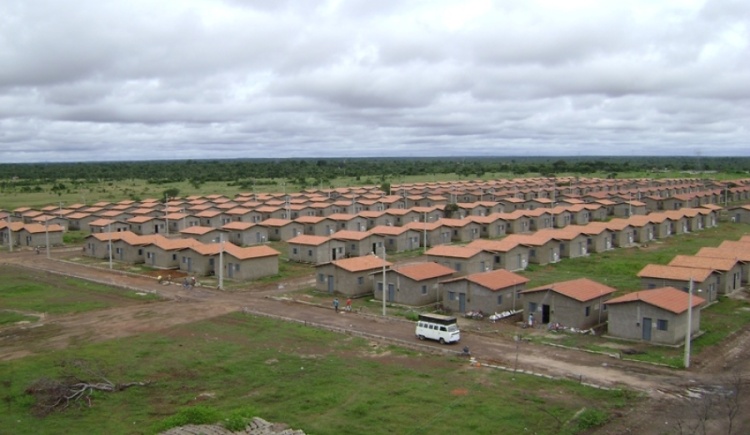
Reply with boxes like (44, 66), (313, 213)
(1, 156), (748, 187)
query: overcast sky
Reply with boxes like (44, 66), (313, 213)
(1, 0), (748, 163)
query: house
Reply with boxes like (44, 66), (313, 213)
(668, 255), (743, 295)
(178, 242), (279, 281)
(141, 237), (203, 269)
(84, 231), (141, 260)
(625, 215), (656, 244)
(565, 225), (614, 253)
(368, 225), (422, 253)
(257, 218), (304, 241)
(165, 212), (201, 233)
(295, 216), (337, 236)
(502, 210), (532, 234)
(330, 230), (384, 258)
(0, 221), (25, 248)
(536, 228), (589, 259)
(431, 218), (480, 243)
(636, 264), (719, 303)
(287, 234), (346, 264)
(728, 205), (750, 224)
(441, 269), (529, 315)
(221, 221), (270, 246)
(66, 212), (98, 232)
(605, 287), (705, 345)
(327, 213), (369, 232)
(381, 262), (456, 306)
(127, 215), (167, 235)
(506, 233), (561, 265)
(696, 246), (750, 285)
(588, 220), (636, 248)
(16, 223), (65, 248)
(468, 214), (508, 239)
(179, 226), (227, 244)
(524, 208), (554, 231)
(316, 255), (392, 298)
(466, 238), (530, 272)
(521, 278), (617, 329)
(401, 220), (447, 249)
(426, 245), (494, 277)
(89, 218), (130, 234)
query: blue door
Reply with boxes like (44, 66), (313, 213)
(388, 284), (395, 302)
(327, 275), (334, 293)
(642, 317), (652, 341)
(459, 293), (466, 312)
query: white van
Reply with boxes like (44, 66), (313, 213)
(416, 313), (460, 344)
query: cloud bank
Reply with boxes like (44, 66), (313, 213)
(0, 0), (748, 162)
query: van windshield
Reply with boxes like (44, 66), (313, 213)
(446, 324), (459, 332)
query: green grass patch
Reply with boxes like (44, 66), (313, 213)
(0, 313), (637, 435)
(0, 310), (39, 325)
(0, 265), (161, 315)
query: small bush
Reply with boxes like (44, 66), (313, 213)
(222, 406), (257, 432)
(574, 407), (609, 431)
(153, 405), (221, 433)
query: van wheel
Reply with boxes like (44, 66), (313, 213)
(418, 335), (425, 341)
(439, 338), (446, 345)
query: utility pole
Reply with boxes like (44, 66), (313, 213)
(7, 215), (12, 252)
(218, 234), (224, 290)
(684, 278), (694, 368)
(381, 245), (387, 316)
(45, 219), (50, 259)
(108, 222), (113, 270)
(164, 194), (169, 237)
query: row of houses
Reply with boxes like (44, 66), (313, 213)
(0, 221), (64, 248)
(6, 175), (748, 238)
(83, 231), (280, 282)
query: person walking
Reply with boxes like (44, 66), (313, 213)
(345, 298), (352, 312)
(333, 298), (340, 313)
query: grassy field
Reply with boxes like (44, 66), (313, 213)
(0, 312), (636, 435)
(0, 265), (161, 315)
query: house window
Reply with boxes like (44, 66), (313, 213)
(494, 255), (502, 264)
(357, 277), (364, 285)
(530, 249), (536, 257)
(585, 306), (591, 317)
(497, 295), (503, 305)
(421, 285), (427, 295)
(377, 282), (383, 291)
(318, 273), (325, 283)
(455, 263), (462, 271)
(307, 249), (313, 257)
(529, 302), (537, 313)
(657, 319), (668, 331)
(172, 254), (177, 261)
(293, 247), (298, 254)
(448, 291), (456, 301)
(234, 264), (240, 271)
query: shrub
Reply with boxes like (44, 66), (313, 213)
(153, 405), (221, 433)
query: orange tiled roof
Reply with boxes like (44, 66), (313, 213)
(444, 269), (529, 290)
(522, 278), (617, 302)
(669, 255), (738, 272)
(637, 264), (713, 282)
(606, 287), (705, 314)
(426, 245), (483, 259)
(288, 235), (331, 246)
(392, 262), (455, 281)
(331, 255), (392, 272)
